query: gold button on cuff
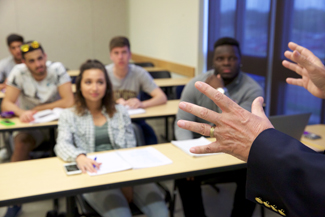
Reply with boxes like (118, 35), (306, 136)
(255, 197), (263, 204)
(263, 201), (271, 208)
(271, 205), (278, 212)
(278, 209), (286, 216)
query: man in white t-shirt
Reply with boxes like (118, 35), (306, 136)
(1, 41), (74, 216)
(0, 34), (24, 90)
(106, 36), (167, 145)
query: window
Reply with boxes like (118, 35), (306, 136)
(219, 0), (236, 38)
(284, 0), (325, 123)
(208, 0), (325, 123)
(242, 0), (270, 56)
(290, 0), (325, 61)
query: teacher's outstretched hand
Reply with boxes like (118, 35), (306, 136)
(283, 42), (325, 99)
(177, 81), (273, 162)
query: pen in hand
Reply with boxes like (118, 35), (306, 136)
(93, 157), (97, 169)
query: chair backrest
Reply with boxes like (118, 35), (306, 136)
(134, 62), (155, 67)
(149, 71), (171, 79)
(131, 123), (146, 147)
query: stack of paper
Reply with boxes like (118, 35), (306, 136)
(124, 105), (146, 115)
(127, 108), (146, 115)
(31, 108), (64, 124)
(87, 147), (173, 176)
(171, 137), (223, 157)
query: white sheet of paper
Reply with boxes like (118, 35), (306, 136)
(31, 107), (64, 124)
(87, 152), (132, 176)
(127, 108), (146, 115)
(117, 147), (173, 169)
(171, 137), (223, 157)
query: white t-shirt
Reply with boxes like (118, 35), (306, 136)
(7, 61), (71, 110)
(0, 56), (15, 83)
(105, 63), (157, 100)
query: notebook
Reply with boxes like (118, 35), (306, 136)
(268, 113), (311, 140)
(87, 147), (173, 176)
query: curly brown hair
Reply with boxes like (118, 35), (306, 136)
(75, 59), (116, 117)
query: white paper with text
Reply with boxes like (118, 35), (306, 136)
(117, 147), (173, 169)
(87, 152), (132, 176)
(171, 137), (223, 157)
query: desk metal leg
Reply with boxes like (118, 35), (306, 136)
(49, 128), (56, 156)
(5, 132), (13, 158)
(66, 196), (77, 217)
(165, 117), (169, 141)
(169, 180), (177, 217)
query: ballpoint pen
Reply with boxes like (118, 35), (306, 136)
(93, 157), (97, 168)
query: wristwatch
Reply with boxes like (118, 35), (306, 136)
(217, 87), (227, 94)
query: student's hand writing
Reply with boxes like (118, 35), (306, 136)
(283, 42), (325, 99)
(76, 154), (101, 173)
(177, 81), (273, 162)
(19, 110), (37, 123)
(126, 98), (143, 109)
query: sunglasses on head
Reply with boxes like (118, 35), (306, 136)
(21, 41), (40, 53)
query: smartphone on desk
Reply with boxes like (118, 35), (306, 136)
(64, 163), (82, 175)
(303, 131), (322, 140)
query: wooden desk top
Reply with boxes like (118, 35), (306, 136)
(0, 142), (244, 206)
(0, 74), (190, 99)
(69, 78), (190, 92)
(0, 100), (180, 132)
(130, 99), (179, 119)
(67, 67), (167, 77)
(301, 124), (325, 151)
(154, 77), (191, 87)
(0, 117), (58, 132)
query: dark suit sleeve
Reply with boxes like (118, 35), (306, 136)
(246, 128), (325, 217)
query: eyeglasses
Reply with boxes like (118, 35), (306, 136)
(20, 41), (40, 53)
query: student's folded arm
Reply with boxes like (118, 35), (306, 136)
(33, 82), (74, 111)
(141, 87), (167, 108)
(54, 110), (86, 162)
(1, 85), (25, 116)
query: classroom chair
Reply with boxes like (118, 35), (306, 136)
(74, 123), (173, 217)
(141, 70), (173, 100)
(170, 170), (264, 217)
(134, 62), (155, 67)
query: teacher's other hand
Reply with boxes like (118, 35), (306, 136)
(177, 81), (273, 162)
(283, 42), (325, 99)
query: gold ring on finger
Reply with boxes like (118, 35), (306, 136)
(210, 126), (215, 138)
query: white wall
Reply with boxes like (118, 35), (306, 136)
(0, 0), (206, 73)
(128, 0), (207, 75)
(0, 0), (128, 69)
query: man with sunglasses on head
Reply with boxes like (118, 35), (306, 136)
(1, 41), (74, 217)
(0, 34), (24, 90)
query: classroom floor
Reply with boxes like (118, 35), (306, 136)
(0, 118), (279, 217)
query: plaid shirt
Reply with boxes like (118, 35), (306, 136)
(54, 104), (136, 162)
